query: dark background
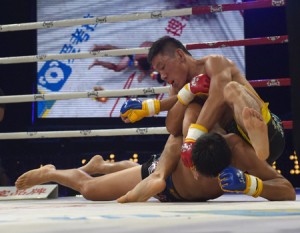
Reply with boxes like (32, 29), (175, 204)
(0, 1), (299, 196)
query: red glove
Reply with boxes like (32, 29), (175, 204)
(181, 124), (208, 168)
(181, 141), (195, 168)
(177, 74), (210, 105)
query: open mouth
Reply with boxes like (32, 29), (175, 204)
(168, 80), (174, 85)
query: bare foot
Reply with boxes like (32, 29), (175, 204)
(79, 155), (106, 175)
(242, 107), (269, 160)
(117, 174), (166, 203)
(15, 165), (56, 190)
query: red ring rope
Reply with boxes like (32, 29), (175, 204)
(191, 0), (285, 15)
(186, 36), (288, 50)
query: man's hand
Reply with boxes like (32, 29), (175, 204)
(177, 74), (210, 105)
(120, 98), (160, 123)
(218, 166), (263, 198)
(181, 124), (208, 169)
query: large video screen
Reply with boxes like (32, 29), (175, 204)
(37, 0), (244, 118)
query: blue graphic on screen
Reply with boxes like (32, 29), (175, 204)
(37, 60), (72, 117)
(38, 60), (72, 92)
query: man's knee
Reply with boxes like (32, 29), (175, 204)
(79, 181), (98, 201)
(223, 81), (242, 103)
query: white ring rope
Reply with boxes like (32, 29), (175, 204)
(0, 86), (169, 104)
(0, 127), (169, 140)
(0, 47), (149, 64)
(0, 78), (289, 104)
(0, 0), (284, 32)
(0, 36), (288, 64)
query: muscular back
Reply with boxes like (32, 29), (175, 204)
(225, 133), (283, 181)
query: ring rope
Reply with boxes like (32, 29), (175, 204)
(0, 35), (288, 64)
(249, 77), (290, 88)
(0, 127), (169, 140)
(0, 121), (292, 140)
(0, 78), (291, 104)
(0, 0), (285, 33)
(0, 86), (169, 104)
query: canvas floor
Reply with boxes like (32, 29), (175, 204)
(1, 191), (300, 233)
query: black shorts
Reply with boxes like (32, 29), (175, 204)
(225, 112), (285, 164)
(141, 154), (159, 180)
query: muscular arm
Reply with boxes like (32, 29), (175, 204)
(164, 88), (187, 136)
(248, 162), (295, 201)
(233, 136), (296, 201)
(195, 56), (232, 131)
(117, 135), (182, 202)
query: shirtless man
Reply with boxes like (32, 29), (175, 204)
(15, 133), (223, 202)
(15, 103), (295, 202)
(119, 36), (285, 201)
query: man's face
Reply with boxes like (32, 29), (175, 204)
(151, 50), (189, 91)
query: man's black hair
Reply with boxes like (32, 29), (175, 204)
(192, 132), (232, 177)
(147, 36), (192, 64)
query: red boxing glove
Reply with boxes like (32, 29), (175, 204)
(190, 74), (210, 95)
(177, 74), (210, 105)
(181, 124), (208, 168)
(181, 141), (195, 168)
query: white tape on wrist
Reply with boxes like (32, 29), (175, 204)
(245, 175), (257, 196)
(145, 99), (156, 116)
(178, 85), (194, 105)
(186, 126), (206, 141)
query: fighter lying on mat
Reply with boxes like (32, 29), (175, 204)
(15, 102), (295, 202)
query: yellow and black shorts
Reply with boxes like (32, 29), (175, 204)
(225, 111), (285, 164)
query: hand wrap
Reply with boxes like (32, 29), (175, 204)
(177, 74), (210, 105)
(120, 99), (160, 123)
(181, 124), (208, 168)
(218, 166), (263, 198)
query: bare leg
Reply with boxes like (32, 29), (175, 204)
(224, 82), (263, 131)
(242, 107), (269, 160)
(15, 164), (142, 201)
(79, 155), (138, 175)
